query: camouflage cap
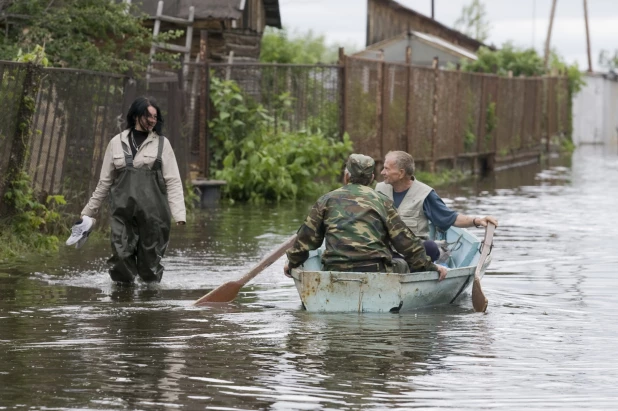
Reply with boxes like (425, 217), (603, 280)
(346, 154), (375, 178)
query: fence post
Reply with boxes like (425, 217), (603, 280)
(453, 65), (461, 170)
(338, 47), (347, 140)
(0, 63), (43, 217)
(430, 56), (439, 173)
(493, 75), (500, 162)
(121, 73), (137, 123)
(476, 75), (487, 174)
(405, 46), (412, 154)
(546, 76), (553, 154)
(520, 78), (528, 152)
(273, 64), (278, 134)
(169, 84), (189, 180)
(376, 51), (384, 160)
(381, 57), (389, 159)
(199, 30), (209, 178)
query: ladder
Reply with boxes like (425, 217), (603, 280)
(146, 0), (195, 89)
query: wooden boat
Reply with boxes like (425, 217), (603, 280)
(290, 225), (492, 313)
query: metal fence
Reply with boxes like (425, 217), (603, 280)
(0, 57), (570, 215)
(28, 68), (127, 207)
(342, 56), (570, 171)
(0, 62), (191, 215)
(0, 62), (27, 196)
(182, 61), (343, 176)
(191, 57), (569, 173)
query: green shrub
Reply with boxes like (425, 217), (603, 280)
(1, 172), (67, 258)
(215, 131), (353, 203)
(460, 43), (545, 77)
(208, 74), (353, 203)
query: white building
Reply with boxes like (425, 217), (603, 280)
(572, 72), (618, 147)
(353, 30), (477, 66)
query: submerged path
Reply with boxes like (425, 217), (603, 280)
(1, 145), (617, 409)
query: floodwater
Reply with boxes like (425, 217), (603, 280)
(1, 145), (617, 410)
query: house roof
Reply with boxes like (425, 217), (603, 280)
(372, 0), (490, 51)
(136, 0), (281, 28)
(358, 30), (478, 61)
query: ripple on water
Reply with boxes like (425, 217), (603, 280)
(2, 147), (618, 409)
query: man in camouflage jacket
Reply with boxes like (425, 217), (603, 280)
(284, 154), (447, 280)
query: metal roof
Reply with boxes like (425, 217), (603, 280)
(370, 0), (489, 51)
(357, 30), (478, 62)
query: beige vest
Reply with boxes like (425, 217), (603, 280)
(375, 180), (433, 239)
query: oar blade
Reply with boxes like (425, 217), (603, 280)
(194, 281), (243, 306)
(193, 234), (298, 307)
(472, 277), (488, 312)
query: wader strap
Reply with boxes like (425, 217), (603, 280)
(122, 141), (133, 168)
(154, 136), (165, 171)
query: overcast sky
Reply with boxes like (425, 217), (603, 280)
(278, 0), (618, 71)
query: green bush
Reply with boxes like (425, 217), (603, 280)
(1, 172), (67, 259)
(208, 74), (353, 203)
(484, 101), (497, 151)
(460, 43), (545, 77)
(0, 0), (181, 74)
(215, 131), (352, 203)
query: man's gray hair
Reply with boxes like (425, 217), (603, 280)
(386, 150), (415, 177)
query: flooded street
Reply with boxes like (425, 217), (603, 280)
(1, 145), (617, 410)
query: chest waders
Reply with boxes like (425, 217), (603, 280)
(108, 136), (171, 284)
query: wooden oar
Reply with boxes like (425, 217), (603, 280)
(472, 222), (496, 313)
(194, 234), (298, 306)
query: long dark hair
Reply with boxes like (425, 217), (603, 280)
(125, 96), (164, 134)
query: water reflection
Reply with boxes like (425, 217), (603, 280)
(2, 146), (618, 409)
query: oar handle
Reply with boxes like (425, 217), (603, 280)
(474, 222), (496, 279)
(472, 222), (496, 313)
(237, 234), (298, 286)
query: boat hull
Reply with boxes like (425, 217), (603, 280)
(290, 226), (491, 313)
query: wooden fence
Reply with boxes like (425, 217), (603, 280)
(0, 57), (570, 215)
(188, 56), (569, 175)
(341, 55), (570, 172)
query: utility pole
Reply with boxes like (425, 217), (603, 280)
(431, 0), (434, 19)
(543, 0), (557, 69)
(583, 0), (593, 72)
(532, 0), (536, 48)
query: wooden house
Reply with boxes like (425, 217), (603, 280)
(136, 0), (282, 62)
(367, 0), (487, 53)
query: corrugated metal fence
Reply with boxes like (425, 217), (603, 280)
(342, 56), (570, 171)
(0, 57), (569, 214)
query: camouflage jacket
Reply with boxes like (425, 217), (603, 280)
(286, 184), (437, 272)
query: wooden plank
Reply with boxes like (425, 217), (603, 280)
(155, 15), (193, 25)
(153, 42), (190, 53)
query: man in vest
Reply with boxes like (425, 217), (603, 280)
(284, 153), (447, 280)
(375, 151), (498, 261)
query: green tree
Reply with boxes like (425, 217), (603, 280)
(0, 0), (180, 74)
(460, 42), (545, 76)
(598, 49), (618, 71)
(260, 27), (355, 64)
(453, 0), (491, 43)
(459, 42), (584, 95)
